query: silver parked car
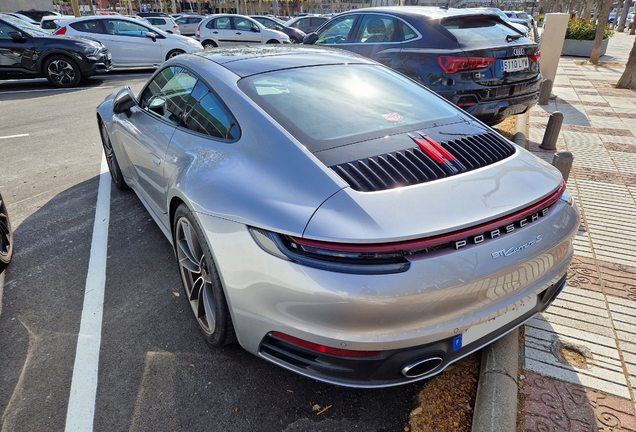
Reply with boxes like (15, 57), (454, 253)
(96, 46), (579, 387)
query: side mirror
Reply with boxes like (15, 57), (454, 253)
(250, 25), (259, 32)
(303, 32), (318, 45)
(8, 32), (27, 43)
(147, 96), (167, 116)
(145, 31), (157, 42)
(112, 86), (137, 117)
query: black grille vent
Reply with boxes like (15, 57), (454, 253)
(330, 133), (515, 192)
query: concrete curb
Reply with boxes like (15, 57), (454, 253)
(513, 112), (528, 149)
(471, 328), (519, 432)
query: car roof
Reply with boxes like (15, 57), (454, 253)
(337, 6), (503, 20)
(192, 45), (375, 78)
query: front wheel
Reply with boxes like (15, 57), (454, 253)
(99, 119), (129, 191)
(44, 55), (81, 88)
(166, 49), (185, 60)
(0, 193), (13, 273)
(266, 39), (280, 44)
(173, 204), (236, 346)
(290, 37), (300, 44)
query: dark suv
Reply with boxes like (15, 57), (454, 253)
(0, 16), (112, 87)
(304, 7), (541, 125)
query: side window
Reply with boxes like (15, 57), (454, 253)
(208, 17), (231, 29)
(398, 20), (417, 41)
(311, 17), (326, 27)
(183, 91), (239, 140)
(139, 67), (198, 126)
(353, 14), (397, 43)
(258, 19), (275, 29)
(176, 17), (187, 25)
(106, 20), (149, 37)
(70, 19), (104, 34)
(0, 22), (16, 38)
(187, 17), (202, 24)
(315, 15), (356, 45)
(233, 17), (255, 31)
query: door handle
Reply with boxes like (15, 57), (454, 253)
(213, 31), (218, 34)
(150, 153), (161, 167)
(236, 32), (242, 34)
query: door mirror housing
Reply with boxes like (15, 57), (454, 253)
(8, 32), (27, 43)
(145, 31), (157, 42)
(250, 25), (259, 32)
(303, 32), (318, 45)
(112, 86), (137, 117)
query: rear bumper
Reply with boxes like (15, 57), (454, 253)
(464, 90), (539, 125)
(259, 273), (568, 388)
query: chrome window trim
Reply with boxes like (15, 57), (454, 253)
(320, 12), (422, 45)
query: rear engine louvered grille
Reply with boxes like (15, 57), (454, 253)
(330, 133), (515, 192)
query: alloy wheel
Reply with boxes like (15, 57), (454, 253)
(175, 217), (217, 334)
(0, 195), (12, 262)
(47, 59), (76, 86)
(100, 122), (117, 178)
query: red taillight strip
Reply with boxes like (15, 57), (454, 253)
(414, 136), (457, 163)
(291, 181), (566, 254)
(529, 51), (541, 62)
(271, 332), (382, 357)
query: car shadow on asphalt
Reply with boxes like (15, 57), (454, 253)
(0, 176), (426, 432)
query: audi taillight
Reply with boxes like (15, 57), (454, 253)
(438, 56), (495, 74)
(54, 26), (67, 35)
(529, 51), (541, 62)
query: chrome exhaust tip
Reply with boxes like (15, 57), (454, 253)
(401, 356), (443, 378)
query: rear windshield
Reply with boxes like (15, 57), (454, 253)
(238, 64), (462, 152)
(442, 16), (519, 43)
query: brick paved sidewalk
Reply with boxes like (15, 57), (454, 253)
(519, 39), (636, 430)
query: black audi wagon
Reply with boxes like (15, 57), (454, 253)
(304, 7), (541, 125)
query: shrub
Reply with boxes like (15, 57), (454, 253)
(565, 19), (614, 40)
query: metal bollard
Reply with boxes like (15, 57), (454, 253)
(540, 111), (564, 150)
(538, 79), (553, 105)
(552, 151), (574, 182)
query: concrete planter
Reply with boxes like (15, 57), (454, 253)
(561, 38), (609, 57)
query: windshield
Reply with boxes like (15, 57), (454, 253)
(239, 64), (462, 152)
(3, 16), (50, 36)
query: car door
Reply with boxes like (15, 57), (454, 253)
(346, 14), (405, 68)
(100, 19), (163, 67)
(0, 20), (36, 78)
(204, 17), (235, 46)
(231, 17), (263, 44)
(117, 66), (201, 215)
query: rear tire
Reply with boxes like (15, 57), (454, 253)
(202, 40), (217, 48)
(173, 204), (236, 346)
(44, 55), (81, 88)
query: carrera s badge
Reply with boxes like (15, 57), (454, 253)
(492, 236), (542, 258)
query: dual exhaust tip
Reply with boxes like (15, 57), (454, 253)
(401, 355), (444, 378)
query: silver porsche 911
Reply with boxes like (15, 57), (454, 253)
(97, 46), (579, 388)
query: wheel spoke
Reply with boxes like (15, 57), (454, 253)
(190, 275), (204, 302)
(182, 220), (203, 262)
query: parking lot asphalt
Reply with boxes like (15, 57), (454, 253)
(0, 72), (423, 431)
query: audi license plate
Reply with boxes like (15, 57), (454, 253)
(501, 57), (529, 72)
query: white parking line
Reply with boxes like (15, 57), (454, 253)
(64, 155), (111, 432)
(0, 134), (29, 140)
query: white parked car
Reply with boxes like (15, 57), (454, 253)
(139, 16), (181, 34)
(195, 14), (290, 48)
(54, 16), (202, 68)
